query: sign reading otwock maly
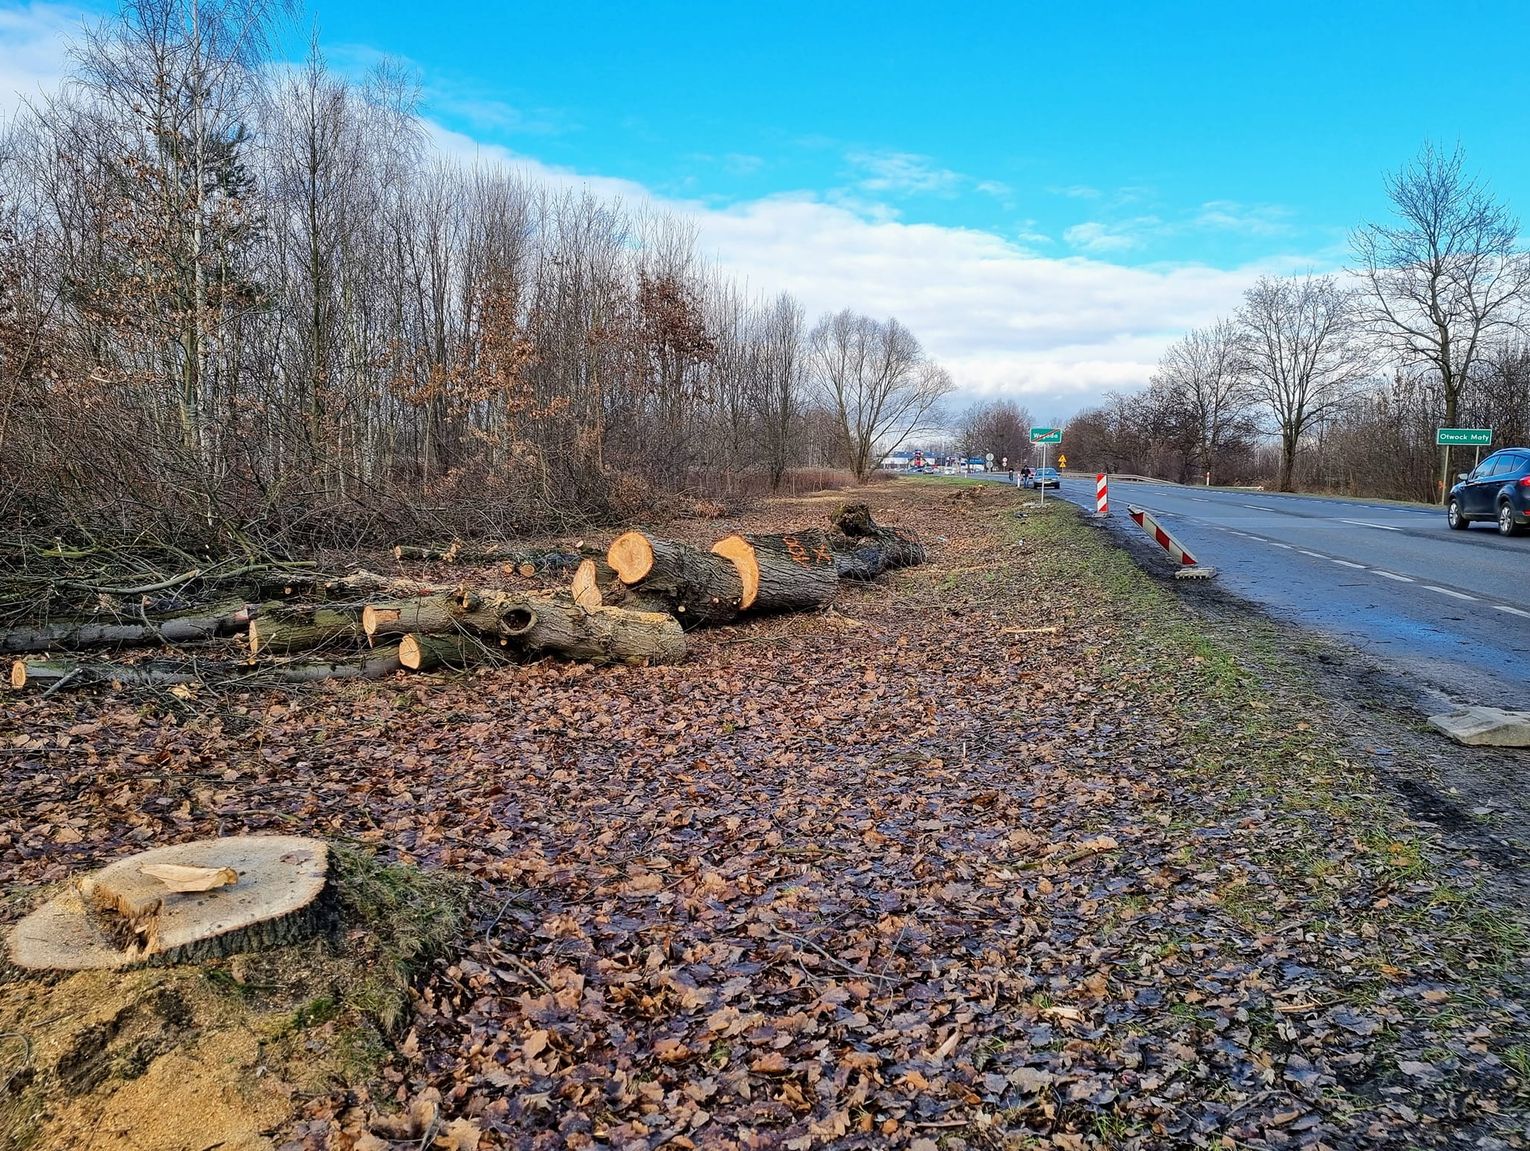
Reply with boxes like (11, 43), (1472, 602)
(1030, 427), (1062, 444)
(1437, 427), (1492, 446)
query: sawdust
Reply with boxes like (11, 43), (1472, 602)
(0, 966), (294, 1151)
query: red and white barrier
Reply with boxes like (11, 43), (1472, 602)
(1126, 504), (1215, 579)
(1095, 473), (1109, 515)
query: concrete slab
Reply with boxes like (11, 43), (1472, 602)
(1427, 707), (1530, 748)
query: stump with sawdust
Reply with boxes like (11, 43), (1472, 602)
(8, 835), (329, 970)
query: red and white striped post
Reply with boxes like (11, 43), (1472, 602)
(1095, 473), (1109, 516)
(1126, 504), (1215, 579)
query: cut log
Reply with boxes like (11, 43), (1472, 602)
(10, 658), (203, 692)
(606, 531), (745, 626)
(9, 835), (329, 970)
(247, 605), (362, 656)
(570, 558), (604, 609)
(368, 590), (684, 666)
(10, 648), (403, 692)
(569, 557), (670, 614)
(827, 502), (926, 576)
(393, 543), (581, 573)
(398, 633), (502, 672)
(710, 530), (839, 613)
(0, 600), (256, 655)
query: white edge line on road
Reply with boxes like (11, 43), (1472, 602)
(1424, 585), (1477, 601)
(1374, 571), (1414, 582)
(1267, 542), (1293, 549)
(1493, 605), (1530, 619)
(1299, 550), (1326, 558)
(1339, 519), (1402, 532)
(1240, 504), (1265, 510)
(1331, 559), (1367, 569)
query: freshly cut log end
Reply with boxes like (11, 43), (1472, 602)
(399, 632), (505, 672)
(571, 559), (604, 609)
(711, 530), (838, 613)
(248, 606), (360, 656)
(608, 531), (656, 583)
(361, 604), (402, 638)
(8, 835), (329, 971)
(709, 536), (760, 610)
(8, 660), (24, 690)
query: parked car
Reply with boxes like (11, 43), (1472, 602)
(1026, 467), (1061, 489)
(1447, 448), (1530, 536)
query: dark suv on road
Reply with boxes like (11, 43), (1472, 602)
(1447, 448), (1530, 536)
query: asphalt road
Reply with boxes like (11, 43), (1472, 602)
(996, 474), (1530, 703)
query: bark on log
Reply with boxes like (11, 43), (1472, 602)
(607, 531), (745, 626)
(367, 589), (685, 666)
(398, 633), (503, 672)
(827, 502), (926, 575)
(393, 543), (581, 575)
(0, 600), (255, 655)
(247, 605), (362, 656)
(710, 530), (839, 613)
(569, 558), (668, 614)
(10, 647), (403, 692)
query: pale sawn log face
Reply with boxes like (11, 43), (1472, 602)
(711, 530), (838, 614)
(9, 835), (330, 971)
(607, 531), (656, 583)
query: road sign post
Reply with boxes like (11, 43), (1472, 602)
(1436, 429), (1492, 505)
(1029, 428), (1061, 504)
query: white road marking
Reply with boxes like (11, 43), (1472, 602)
(1493, 605), (1530, 619)
(1374, 571), (1414, 583)
(1299, 550), (1326, 559)
(1339, 519), (1402, 532)
(1331, 559), (1366, 569)
(1268, 542), (1293, 549)
(1240, 503), (1265, 510)
(1424, 586), (1477, 601)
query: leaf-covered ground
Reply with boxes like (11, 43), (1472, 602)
(3, 480), (1527, 1150)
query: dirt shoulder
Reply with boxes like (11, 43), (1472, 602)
(2, 480), (1527, 1150)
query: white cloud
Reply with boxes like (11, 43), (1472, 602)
(1063, 219), (1156, 253)
(846, 149), (962, 196)
(1194, 199), (1294, 236)
(0, 8), (1321, 421)
(0, 2), (86, 118)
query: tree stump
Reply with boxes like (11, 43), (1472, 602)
(8, 836), (330, 970)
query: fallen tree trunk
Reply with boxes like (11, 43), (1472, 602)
(710, 530), (839, 613)
(247, 605), (363, 657)
(393, 543), (581, 576)
(828, 502), (926, 577)
(0, 600), (256, 655)
(398, 633), (503, 672)
(10, 646), (403, 692)
(569, 558), (669, 614)
(366, 589), (685, 666)
(606, 531), (745, 626)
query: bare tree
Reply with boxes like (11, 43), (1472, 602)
(1238, 275), (1367, 492)
(1351, 142), (1530, 500)
(810, 309), (951, 480)
(752, 292), (806, 490)
(1150, 319), (1257, 485)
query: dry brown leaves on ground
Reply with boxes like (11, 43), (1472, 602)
(2, 481), (1526, 1150)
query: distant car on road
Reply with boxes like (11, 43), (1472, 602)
(1025, 467), (1061, 490)
(1447, 448), (1530, 536)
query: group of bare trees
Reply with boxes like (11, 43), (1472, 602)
(1066, 143), (1530, 500)
(0, 1), (951, 547)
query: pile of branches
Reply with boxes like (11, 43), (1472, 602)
(5, 504), (923, 693)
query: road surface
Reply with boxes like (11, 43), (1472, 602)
(999, 474), (1530, 703)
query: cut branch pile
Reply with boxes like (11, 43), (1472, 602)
(4, 503), (923, 691)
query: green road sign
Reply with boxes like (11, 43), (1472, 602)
(1030, 427), (1062, 444)
(1437, 427), (1492, 446)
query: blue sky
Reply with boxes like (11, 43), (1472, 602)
(4, 0), (1530, 416)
